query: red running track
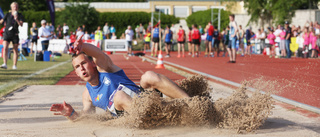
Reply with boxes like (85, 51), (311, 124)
(147, 52), (320, 108)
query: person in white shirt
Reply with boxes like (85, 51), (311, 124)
(125, 26), (134, 56)
(63, 23), (69, 39)
(83, 31), (90, 40)
(103, 22), (110, 39)
(257, 28), (266, 54)
(273, 25), (282, 55)
(111, 33), (117, 40)
(76, 28), (84, 39)
(39, 19), (51, 52)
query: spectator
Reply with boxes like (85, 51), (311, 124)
(309, 27), (317, 58)
(90, 32), (95, 40)
(284, 21), (292, 58)
(163, 25), (173, 58)
(205, 22), (214, 57)
(30, 22), (38, 56)
(82, 24), (86, 32)
(222, 26), (230, 57)
(245, 27), (252, 55)
(267, 28), (276, 58)
(103, 22), (110, 39)
(111, 33), (117, 40)
(227, 14), (238, 63)
(296, 32), (304, 58)
(302, 27), (310, 58)
(191, 24), (201, 57)
(110, 24), (116, 35)
(143, 31), (151, 53)
(0, 2), (24, 70)
(39, 20), (51, 52)
(125, 26), (134, 56)
(120, 33), (125, 39)
(139, 23), (144, 40)
(83, 31), (90, 40)
(176, 25), (185, 58)
(147, 22), (152, 33)
(151, 24), (160, 57)
(274, 25), (282, 54)
(186, 27), (192, 56)
(238, 25), (245, 56)
(213, 27), (220, 57)
(135, 25), (139, 39)
(257, 28), (266, 54)
(95, 26), (103, 48)
(199, 25), (204, 35)
(49, 23), (55, 34)
(63, 23), (69, 39)
(279, 27), (286, 58)
(70, 31), (76, 42)
(76, 27), (84, 39)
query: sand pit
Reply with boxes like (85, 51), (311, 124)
(0, 77), (319, 136)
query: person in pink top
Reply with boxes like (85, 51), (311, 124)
(309, 27), (318, 58)
(267, 28), (276, 58)
(302, 27), (310, 58)
(279, 27), (286, 58)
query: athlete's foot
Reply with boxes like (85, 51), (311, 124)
(1, 64), (7, 69)
(188, 52), (192, 55)
(182, 54), (185, 58)
(12, 65), (17, 70)
(177, 54), (181, 58)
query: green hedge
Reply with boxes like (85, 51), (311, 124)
(186, 9), (231, 31)
(15, 10), (179, 38)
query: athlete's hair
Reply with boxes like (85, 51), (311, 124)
(72, 52), (93, 62)
(229, 14), (235, 18)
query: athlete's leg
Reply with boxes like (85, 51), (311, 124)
(113, 90), (132, 111)
(140, 71), (189, 98)
(2, 41), (9, 65)
(13, 44), (19, 67)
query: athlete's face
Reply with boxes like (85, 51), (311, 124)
(72, 54), (97, 82)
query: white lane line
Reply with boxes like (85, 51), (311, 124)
(0, 59), (71, 91)
(144, 55), (320, 114)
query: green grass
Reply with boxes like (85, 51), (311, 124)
(0, 54), (74, 97)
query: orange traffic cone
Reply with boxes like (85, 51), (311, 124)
(155, 51), (165, 69)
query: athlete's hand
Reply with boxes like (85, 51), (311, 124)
(73, 34), (84, 54)
(50, 101), (74, 116)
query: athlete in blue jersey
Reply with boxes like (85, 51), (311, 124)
(164, 25), (173, 58)
(151, 24), (160, 57)
(50, 35), (189, 120)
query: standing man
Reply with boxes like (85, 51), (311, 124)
(164, 25), (173, 58)
(212, 27), (220, 57)
(245, 27), (252, 55)
(227, 14), (238, 63)
(0, 2), (24, 69)
(125, 26), (134, 56)
(151, 24), (160, 57)
(139, 23), (144, 40)
(63, 23), (69, 39)
(205, 22), (214, 57)
(30, 22), (38, 56)
(95, 26), (103, 48)
(191, 24), (201, 57)
(39, 20), (51, 52)
(284, 21), (292, 58)
(103, 22), (110, 39)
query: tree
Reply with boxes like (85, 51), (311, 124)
(57, 3), (99, 33)
(243, 0), (319, 26)
(0, 0), (47, 12)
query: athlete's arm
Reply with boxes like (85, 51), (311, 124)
(73, 35), (121, 73)
(50, 101), (79, 121)
(82, 88), (96, 114)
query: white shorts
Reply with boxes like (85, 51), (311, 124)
(107, 84), (138, 116)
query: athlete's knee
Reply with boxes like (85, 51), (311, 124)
(141, 71), (161, 88)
